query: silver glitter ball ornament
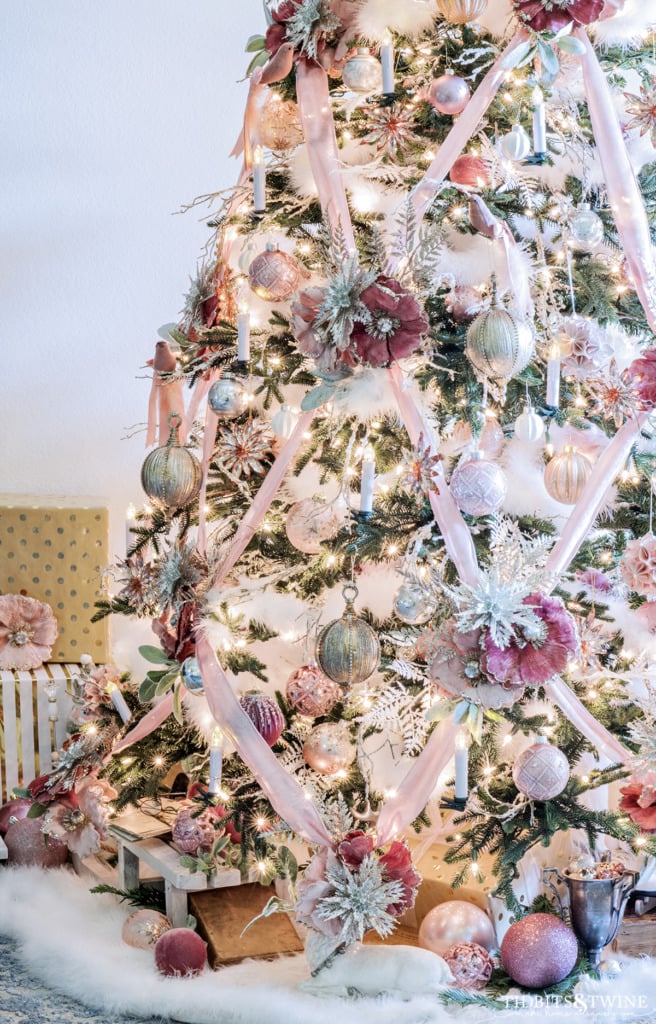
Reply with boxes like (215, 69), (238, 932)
(208, 374), (247, 420)
(393, 582), (438, 625)
(341, 49), (383, 94)
(570, 202), (605, 250)
(450, 452), (507, 516)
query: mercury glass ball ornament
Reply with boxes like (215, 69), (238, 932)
(316, 584), (381, 687)
(450, 452), (507, 516)
(341, 49), (383, 93)
(270, 403), (299, 440)
(303, 721), (356, 775)
(498, 124), (531, 161)
(514, 404), (545, 442)
(285, 496), (345, 554)
(256, 94), (303, 151)
(435, 0), (488, 22)
(122, 909), (173, 950)
(208, 374), (247, 420)
(544, 445), (592, 505)
(465, 302), (534, 383)
(141, 413), (202, 509)
(418, 900), (496, 957)
(181, 656), (204, 695)
(248, 244), (300, 302)
(285, 661), (341, 717)
(570, 202), (605, 250)
(512, 737), (570, 800)
(393, 582), (438, 625)
(501, 914), (577, 988)
(428, 72), (471, 115)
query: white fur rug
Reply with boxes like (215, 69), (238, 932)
(1, 866), (656, 1024)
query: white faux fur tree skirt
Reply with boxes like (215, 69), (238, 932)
(1, 866), (656, 1024)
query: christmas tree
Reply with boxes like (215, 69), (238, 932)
(23, 0), (656, 993)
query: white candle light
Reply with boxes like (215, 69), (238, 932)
(380, 38), (395, 96)
(237, 302), (251, 363)
(208, 727), (224, 795)
(454, 728), (469, 801)
(252, 145), (266, 214)
(532, 85), (547, 155)
(359, 443), (376, 514)
(125, 502), (137, 556)
(546, 342), (561, 408)
(107, 682), (132, 724)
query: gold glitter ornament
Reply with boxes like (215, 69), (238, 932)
(543, 445), (592, 505)
(141, 413), (202, 509)
(316, 583), (380, 689)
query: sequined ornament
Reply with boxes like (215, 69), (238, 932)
(208, 374), (247, 420)
(316, 584), (380, 688)
(365, 103), (421, 157)
(418, 900), (496, 957)
(450, 453), (507, 516)
(257, 93), (303, 151)
(559, 316), (608, 378)
(393, 582), (438, 625)
(285, 496), (345, 554)
(141, 413), (202, 510)
(285, 661), (341, 717)
(240, 690), (285, 746)
(544, 445), (592, 505)
(171, 806), (216, 855)
(570, 202), (605, 250)
(341, 49), (382, 93)
(449, 155), (490, 188)
(181, 656), (204, 694)
(514, 404), (544, 442)
(443, 941), (494, 990)
(512, 737), (569, 800)
(624, 78), (656, 147)
(270, 403), (299, 440)
(428, 72), (471, 115)
(501, 914), (578, 988)
(216, 420), (273, 479)
(122, 910), (173, 949)
(465, 300), (534, 388)
(498, 124), (531, 161)
(436, 0), (488, 22)
(248, 244), (300, 302)
(621, 533), (656, 598)
(303, 721), (356, 774)
(5, 816), (68, 868)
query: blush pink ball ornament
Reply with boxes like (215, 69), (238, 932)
(449, 155), (490, 189)
(501, 913), (578, 988)
(428, 72), (471, 115)
(5, 816), (68, 868)
(443, 941), (494, 990)
(154, 927), (208, 977)
(248, 244), (300, 302)
(418, 900), (496, 956)
(285, 496), (346, 554)
(122, 909), (173, 949)
(0, 797), (31, 835)
(171, 806), (216, 856)
(303, 722), (356, 775)
(239, 691), (285, 746)
(512, 737), (570, 801)
(285, 661), (341, 717)
(450, 452), (507, 516)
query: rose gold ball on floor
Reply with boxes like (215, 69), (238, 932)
(418, 900), (496, 956)
(122, 909), (173, 949)
(5, 817), (68, 868)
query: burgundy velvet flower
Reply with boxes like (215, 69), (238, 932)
(350, 276), (428, 367)
(513, 0), (604, 31)
(628, 348), (656, 409)
(483, 594), (578, 686)
(337, 830), (375, 868)
(265, 1), (297, 57)
(620, 774), (656, 832)
(379, 840), (422, 915)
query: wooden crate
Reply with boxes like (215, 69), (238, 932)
(611, 912), (656, 957)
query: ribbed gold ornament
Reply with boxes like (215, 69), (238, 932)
(141, 413), (202, 509)
(316, 584), (380, 689)
(465, 297), (534, 383)
(543, 445), (592, 505)
(435, 0), (487, 23)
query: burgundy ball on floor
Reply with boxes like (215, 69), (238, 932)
(5, 817), (68, 868)
(501, 913), (578, 988)
(154, 928), (208, 977)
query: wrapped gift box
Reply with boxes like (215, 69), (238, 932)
(0, 495), (109, 662)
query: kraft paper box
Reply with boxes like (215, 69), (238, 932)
(0, 495), (110, 662)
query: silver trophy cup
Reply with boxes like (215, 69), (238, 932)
(542, 866), (636, 968)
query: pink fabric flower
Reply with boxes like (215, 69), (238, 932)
(0, 595), (57, 670)
(337, 830), (375, 868)
(513, 0), (604, 31)
(265, 1), (297, 56)
(350, 276), (428, 367)
(41, 774), (117, 857)
(483, 594), (578, 686)
(621, 534), (656, 598)
(620, 774), (656, 832)
(628, 348), (656, 408)
(295, 848), (342, 939)
(379, 840), (421, 916)
(291, 287), (331, 367)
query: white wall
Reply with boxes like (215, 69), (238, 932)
(1, 0), (261, 667)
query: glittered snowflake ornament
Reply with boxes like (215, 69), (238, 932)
(365, 103), (421, 158)
(625, 79), (656, 148)
(216, 420), (273, 479)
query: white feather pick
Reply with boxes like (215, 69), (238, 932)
(354, 0), (435, 40)
(332, 366), (400, 420)
(593, 0), (656, 47)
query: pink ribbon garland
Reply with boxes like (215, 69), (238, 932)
(576, 30), (656, 333)
(196, 370), (221, 558)
(112, 694), (175, 755)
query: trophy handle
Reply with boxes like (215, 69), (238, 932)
(542, 867), (567, 919)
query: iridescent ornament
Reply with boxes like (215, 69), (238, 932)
(570, 202), (605, 250)
(285, 661), (341, 717)
(512, 737), (569, 800)
(141, 413), (202, 510)
(449, 155), (490, 188)
(341, 49), (382, 93)
(428, 72), (471, 116)
(248, 244), (300, 302)
(239, 690), (285, 746)
(543, 445), (592, 505)
(449, 452), (507, 516)
(207, 374), (247, 420)
(436, 0), (488, 23)
(514, 404), (544, 442)
(465, 300), (534, 384)
(418, 900), (496, 957)
(443, 941), (493, 990)
(5, 817), (68, 868)
(270, 403), (299, 440)
(393, 582), (438, 625)
(501, 913), (577, 988)
(303, 721), (356, 775)
(122, 909), (173, 950)
(621, 532), (656, 598)
(171, 806), (216, 855)
(181, 656), (204, 695)
(285, 496), (345, 554)
(256, 93), (303, 151)
(498, 124), (531, 161)
(316, 584), (380, 687)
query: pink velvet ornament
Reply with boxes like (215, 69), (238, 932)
(122, 909), (173, 949)
(428, 73), (471, 115)
(171, 806), (216, 856)
(418, 900), (496, 956)
(239, 691), (285, 746)
(285, 661), (341, 717)
(449, 155), (489, 189)
(443, 941), (493, 990)
(0, 797), (31, 836)
(5, 816), (68, 868)
(621, 533), (656, 598)
(154, 927), (208, 977)
(501, 913), (578, 988)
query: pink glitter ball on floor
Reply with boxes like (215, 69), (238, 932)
(501, 913), (578, 988)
